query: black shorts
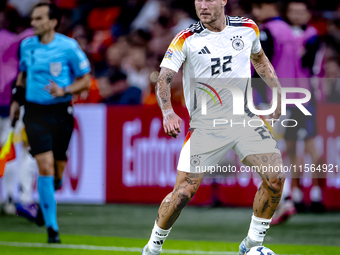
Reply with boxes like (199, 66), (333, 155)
(23, 102), (74, 160)
(284, 105), (317, 141)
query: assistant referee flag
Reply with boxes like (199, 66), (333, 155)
(0, 129), (16, 178)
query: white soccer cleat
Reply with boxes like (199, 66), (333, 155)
(141, 245), (160, 255)
(239, 236), (262, 255)
(3, 198), (16, 215)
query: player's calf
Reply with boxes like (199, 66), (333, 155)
(265, 173), (286, 194)
(35, 152), (54, 176)
(35, 152), (60, 241)
(239, 153), (286, 255)
(157, 172), (201, 229)
(144, 171), (203, 254)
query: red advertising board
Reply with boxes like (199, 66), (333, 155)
(106, 106), (212, 205)
(105, 104), (340, 209)
(316, 103), (340, 209)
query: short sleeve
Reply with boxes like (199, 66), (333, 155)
(19, 41), (27, 72)
(160, 30), (191, 72)
(251, 27), (262, 54)
(68, 40), (90, 77)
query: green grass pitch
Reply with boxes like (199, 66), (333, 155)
(0, 204), (339, 254)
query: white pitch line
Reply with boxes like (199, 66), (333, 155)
(0, 241), (236, 254)
(0, 241), (306, 255)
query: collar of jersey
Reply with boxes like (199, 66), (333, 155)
(199, 16), (230, 34)
(35, 32), (59, 46)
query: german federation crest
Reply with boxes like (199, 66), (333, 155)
(50, 62), (62, 77)
(190, 155), (201, 167)
(231, 36), (244, 51)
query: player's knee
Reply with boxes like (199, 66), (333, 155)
(38, 160), (54, 176)
(267, 172), (286, 193)
(162, 193), (172, 204)
(174, 191), (191, 211)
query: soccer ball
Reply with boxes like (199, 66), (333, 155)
(245, 246), (276, 255)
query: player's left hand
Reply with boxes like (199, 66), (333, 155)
(49, 80), (65, 97)
(268, 95), (281, 122)
(163, 109), (182, 138)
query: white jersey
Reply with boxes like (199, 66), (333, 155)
(160, 16), (262, 129)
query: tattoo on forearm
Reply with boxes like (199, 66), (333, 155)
(251, 50), (281, 96)
(156, 68), (176, 113)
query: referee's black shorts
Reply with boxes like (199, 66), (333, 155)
(23, 102), (74, 161)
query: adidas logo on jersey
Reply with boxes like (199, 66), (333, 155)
(198, 46), (211, 54)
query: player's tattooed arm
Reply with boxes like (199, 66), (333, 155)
(250, 49), (280, 90)
(156, 67), (182, 138)
(251, 48), (282, 120)
(156, 67), (176, 112)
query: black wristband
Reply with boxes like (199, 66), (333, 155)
(63, 86), (71, 96)
(12, 86), (26, 106)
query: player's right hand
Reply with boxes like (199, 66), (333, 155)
(162, 109), (182, 138)
(10, 101), (20, 127)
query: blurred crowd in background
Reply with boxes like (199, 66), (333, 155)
(1, 0), (340, 106)
(1, 0), (340, 217)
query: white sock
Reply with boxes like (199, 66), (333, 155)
(292, 187), (304, 203)
(147, 221), (171, 253)
(310, 186), (322, 202)
(3, 160), (17, 200)
(247, 215), (272, 243)
(18, 147), (37, 204)
(282, 178), (291, 201)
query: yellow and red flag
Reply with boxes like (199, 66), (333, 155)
(0, 129), (16, 178)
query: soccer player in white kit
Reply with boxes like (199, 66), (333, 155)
(142, 1), (285, 254)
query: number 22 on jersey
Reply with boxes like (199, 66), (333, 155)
(211, 56), (232, 76)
